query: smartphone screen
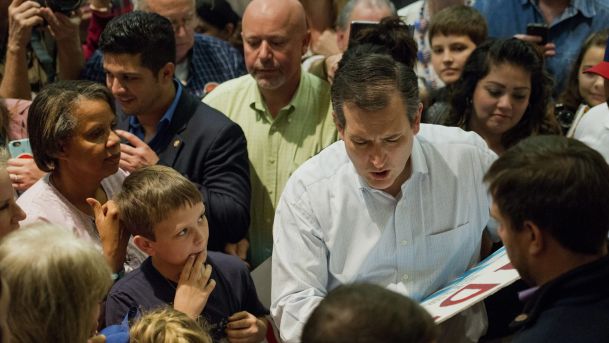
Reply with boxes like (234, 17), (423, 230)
(8, 138), (32, 158)
(348, 20), (380, 48)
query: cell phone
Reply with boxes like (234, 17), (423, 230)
(526, 23), (549, 45)
(348, 20), (380, 48)
(8, 138), (33, 158)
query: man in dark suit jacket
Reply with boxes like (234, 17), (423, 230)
(98, 11), (250, 255)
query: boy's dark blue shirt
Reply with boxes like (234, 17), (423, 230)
(105, 251), (268, 341)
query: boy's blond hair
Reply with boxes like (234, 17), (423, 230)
(130, 307), (212, 343)
(115, 165), (202, 239)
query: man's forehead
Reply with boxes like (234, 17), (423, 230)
(103, 53), (144, 70)
(147, 0), (194, 14)
(242, 1), (305, 36)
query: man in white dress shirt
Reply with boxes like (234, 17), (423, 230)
(271, 46), (497, 342)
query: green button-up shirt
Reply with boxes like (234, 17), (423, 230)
(204, 72), (337, 266)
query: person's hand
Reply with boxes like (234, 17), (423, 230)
(87, 198), (129, 272)
(174, 253), (216, 319)
(6, 157), (45, 191)
(514, 34), (556, 57)
(39, 8), (80, 43)
(312, 29), (340, 56)
(115, 129), (160, 172)
(325, 53), (342, 85)
(226, 312), (267, 343)
(89, 0), (112, 10)
(7, 0), (44, 51)
(224, 238), (250, 267)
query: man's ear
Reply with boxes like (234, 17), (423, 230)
(411, 103), (422, 135)
(159, 62), (175, 83)
(524, 220), (544, 256)
(224, 22), (235, 37)
(336, 29), (347, 52)
(333, 111), (345, 140)
(301, 30), (311, 56)
(133, 235), (156, 256)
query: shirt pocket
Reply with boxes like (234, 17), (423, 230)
(423, 222), (479, 287)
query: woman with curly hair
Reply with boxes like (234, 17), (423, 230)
(443, 38), (560, 154)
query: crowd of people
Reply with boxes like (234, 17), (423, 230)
(1, 0), (609, 342)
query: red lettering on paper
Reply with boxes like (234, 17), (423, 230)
(440, 283), (499, 307)
(495, 263), (514, 271)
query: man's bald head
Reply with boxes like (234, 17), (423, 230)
(243, 0), (307, 36)
(242, 0), (310, 94)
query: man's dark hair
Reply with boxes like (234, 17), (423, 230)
(485, 135), (609, 255)
(99, 11), (176, 74)
(332, 45), (419, 129)
(301, 283), (437, 343)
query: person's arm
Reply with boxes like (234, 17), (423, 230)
(0, 0), (45, 99)
(83, 0), (115, 61)
(88, 198), (129, 273)
(271, 188), (327, 343)
(196, 122), (251, 253)
(40, 9), (84, 80)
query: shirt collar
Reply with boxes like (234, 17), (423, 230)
(355, 136), (429, 193)
(249, 71), (304, 119)
(521, 0), (594, 18)
(128, 80), (183, 131)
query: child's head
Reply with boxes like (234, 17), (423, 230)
(116, 165), (208, 269)
(130, 307), (212, 343)
(580, 35), (609, 103)
(560, 30), (609, 111)
(0, 223), (112, 343)
(429, 5), (488, 85)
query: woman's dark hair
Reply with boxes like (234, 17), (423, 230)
(446, 38), (559, 150)
(559, 29), (609, 113)
(350, 16), (417, 69)
(27, 80), (115, 172)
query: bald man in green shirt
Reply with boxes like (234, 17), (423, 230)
(204, 0), (337, 267)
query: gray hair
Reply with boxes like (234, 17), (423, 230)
(336, 0), (396, 30)
(0, 223), (112, 343)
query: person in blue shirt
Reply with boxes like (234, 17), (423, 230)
(99, 11), (251, 258)
(474, 0), (609, 95)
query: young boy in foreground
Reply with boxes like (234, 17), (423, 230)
(105, 165), (268, 342)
